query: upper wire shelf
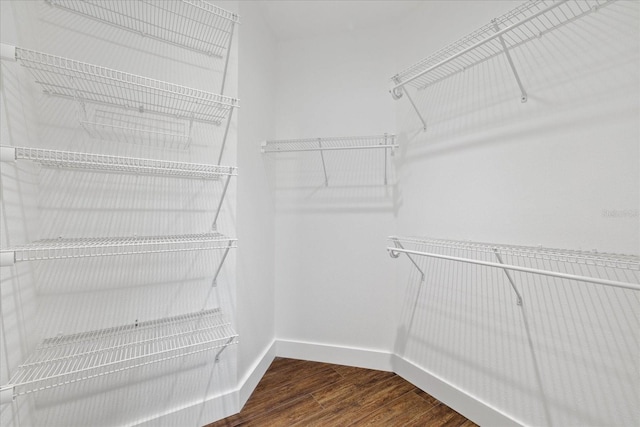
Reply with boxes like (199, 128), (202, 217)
(0, 232), (237, 266)
(262, 134), (398, 153)
(1, 44), (239, 125)
(0, 308), (237, 399)
(390, 0), (617, 129)
(388, 236), (640, 298)
(46, 0), (240, 58)
(1, 146), (237, 180)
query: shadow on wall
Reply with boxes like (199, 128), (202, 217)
(393, 242), (640, 426)
(262, 148), (403, 215)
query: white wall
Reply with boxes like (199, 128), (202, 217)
(1, 1), (239, 425)
(391, 1), (639, 426)
(236, 0), (278, 406)
(270, 22), (399, 363)
(268, 1), (639, 426)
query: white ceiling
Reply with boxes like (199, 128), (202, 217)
(257, 0), (423, 41)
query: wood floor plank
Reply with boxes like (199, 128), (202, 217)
(203, 358), (477, 427)
(356, 390), (438, 426)
(242, 394), (323, 427)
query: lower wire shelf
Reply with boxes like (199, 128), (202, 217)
(0, 233), (237, 266)
(0, 308), (238, 401)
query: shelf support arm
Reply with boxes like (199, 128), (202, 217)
(318, 138), (328, 186)
(392, 78), (427, 131)
(383, 133), (389, 185)
(211, 173), (232, 230)
(493, 249), (523, 306)
(211, 240), (233, 287)
(219, 20), (236, 95)
(492, 20), (528, 103)
(214, 337), (236, 363)
(389, 240), (425, 282)
(217, 108), (234, 165)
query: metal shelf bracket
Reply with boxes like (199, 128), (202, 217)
(389, 238), (426, 282)
(492, 20), (528, 103)
(493, 248), (524, 306)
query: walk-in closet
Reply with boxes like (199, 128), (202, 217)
(1, 1), (638, 426)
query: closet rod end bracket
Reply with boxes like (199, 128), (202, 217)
(0, 146), (17, 162)
(0, 251), (16, 267)
(390, 87), (404, 101)
(0, 386), (15, 405)
(0, 43), (17, 62)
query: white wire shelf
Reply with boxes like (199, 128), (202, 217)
(388, 236), (640, 294)
(0, 308), (237, 399)
(262, 134), (398, 153)
(0, 233), (237, 266)
(390, 0), (616, 129)
(46, 0), (239, 58)
(262, 134), (397, 186)
(1, 44), (239, 125)
(80, 106), (193, 149)
(1, 146), (237, 180)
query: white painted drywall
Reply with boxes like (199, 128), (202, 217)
(392, 2), (639, 426)
(268, 1), (639, 426)
(236, 0), (278, 407)
(270, 22), (399, 358)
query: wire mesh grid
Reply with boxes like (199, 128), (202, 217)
(2, 233), (237, 263)
(47, 0), (239, 57)
(80, 106), (192, 149)
(392, 0), (616, 90)
(14, 47), (239, 124)
(262, 134), (397, 153)
(9, 146), (236, 179)
(4, 308), (237, 396)
(389, 236), (640, 271)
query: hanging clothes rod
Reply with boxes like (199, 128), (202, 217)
(387, 246), (640, 292)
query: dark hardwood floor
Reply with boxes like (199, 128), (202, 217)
(205, 357), (478, 426)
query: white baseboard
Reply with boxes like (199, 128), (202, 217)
(131, 389), (238, 427)
(274, 339), (522, 427)
(392, 355), (522, 427)
(238, 340), (277, 407)
(132, 341), (277, 427)
(134, 340), (522, 427)
(276, 339), (394, 372)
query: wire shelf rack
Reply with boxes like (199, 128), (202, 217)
(80, 106), (193, 149)
(390, 0), (617, 129)
(262, 134), (398, 153)
(1, 146), (237, 180)
(6, 45), (238, 125)
(0, 233), (237, 266)
(262, 134), (397, 186)
(46, 0), (239, 58)
(390, 236), (640, 270)
(0, 308), (237, 398)
(388, 236), (640, 294)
